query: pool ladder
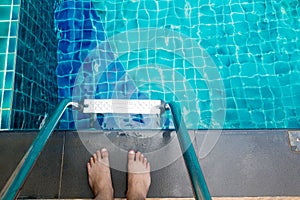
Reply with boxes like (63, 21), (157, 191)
(0, 99), (211, 200)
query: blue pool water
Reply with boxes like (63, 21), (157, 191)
(54, 0), (300, 129)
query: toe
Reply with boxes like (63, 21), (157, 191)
(136, 151), (142, 161)
(93, 153), (97, 162)
(87, 162), (91, 171)
(146, 162), (151, 171)
(128, 150), (135, 162)
(101, 148), (108, 158)
(140, 153), (144, 162)
(101, 148), (109, 162)
(143, 157), (147, 165)
(96, 150), (101, 161)
(89, 157), (94, 165)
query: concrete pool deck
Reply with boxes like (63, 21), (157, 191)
(0, 130), (299, 199)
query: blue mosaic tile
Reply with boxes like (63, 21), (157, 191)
(4, 71), (13, 89)
(8, 37), (16, 52)
(13, 0), (20, 5)
(6, 53), (14, 70)
(0, 6), (11, 20)
(12, 5), (19, 20)
(0, 54), (5, 71)
(0, 22), (9, 37)
(1, 109), (10, 129)
(0, 38), (7, 53)
(2, 90), (12, 108)
(0, 0), (12, 5)
(9, 0), (58, 129)
(0, 72), (3, 89)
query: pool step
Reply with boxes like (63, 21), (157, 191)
(83, 99), (164, 114)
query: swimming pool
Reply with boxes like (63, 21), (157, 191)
(54, 0), (300, 130)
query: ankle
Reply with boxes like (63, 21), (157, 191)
(126, 191), (146, 200)
(94, 188), (114, 200)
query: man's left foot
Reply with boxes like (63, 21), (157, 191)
(126, 150), (151, 200)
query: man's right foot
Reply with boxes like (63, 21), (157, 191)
(126, 150), (151, 200)
(87, 148), (114, 200)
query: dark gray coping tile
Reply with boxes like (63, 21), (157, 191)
(0, 131), (63, 199)
(60, 130), (194, 198)
(2, 129), (299, 198)
(195, 129), (300, 197)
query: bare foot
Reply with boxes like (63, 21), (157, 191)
(126, 150), (151, 200)
(87, 148), (114, 200)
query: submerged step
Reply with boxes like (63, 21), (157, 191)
(83, 99), (164, 114)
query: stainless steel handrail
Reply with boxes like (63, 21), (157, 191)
(0, 99), (79, 200)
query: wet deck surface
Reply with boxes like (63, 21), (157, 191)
(0, 130), (300, 198)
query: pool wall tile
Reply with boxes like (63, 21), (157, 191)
(0, 38), (8, 53)
(9, 0), (58, 130)
(1, 109), (10, 129)
(0, 0), (19, 130)
(6, 53), (15, 70)
(0, 54), (5, 71)
(0, 22), (9, 37)
(0, 0), (53, 130)
(0, 6), (11, 20)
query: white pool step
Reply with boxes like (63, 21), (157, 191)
(83, 99), (164, 114)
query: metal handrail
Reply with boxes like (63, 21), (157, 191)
(0, 99), (79, 200)
(168, 102), (212, 200)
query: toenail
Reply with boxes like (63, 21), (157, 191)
(129, 150), (135, 154)
(101, 148), (107, 152)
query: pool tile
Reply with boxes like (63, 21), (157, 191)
(0, 72), (3, 89)
(7, 0), (59, 130)
(4, 71), (13, 89)
(13, 0), (20, 5)
(12, 5), (19, 20)
(9, 21), (18, 36)
(0, 109), (10, 129)
(0, 54), (6, 71)
(8, 37), (16, 52)
(2, 89), (12, 108)
(0, 22), (9, 37)
(0, 38), (8, 53)
(0, 6), (11, 20)
(6, 53), (15, 70)
(0, 0), (12, 6)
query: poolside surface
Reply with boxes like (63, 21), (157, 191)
(0, 130), (299, 198)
